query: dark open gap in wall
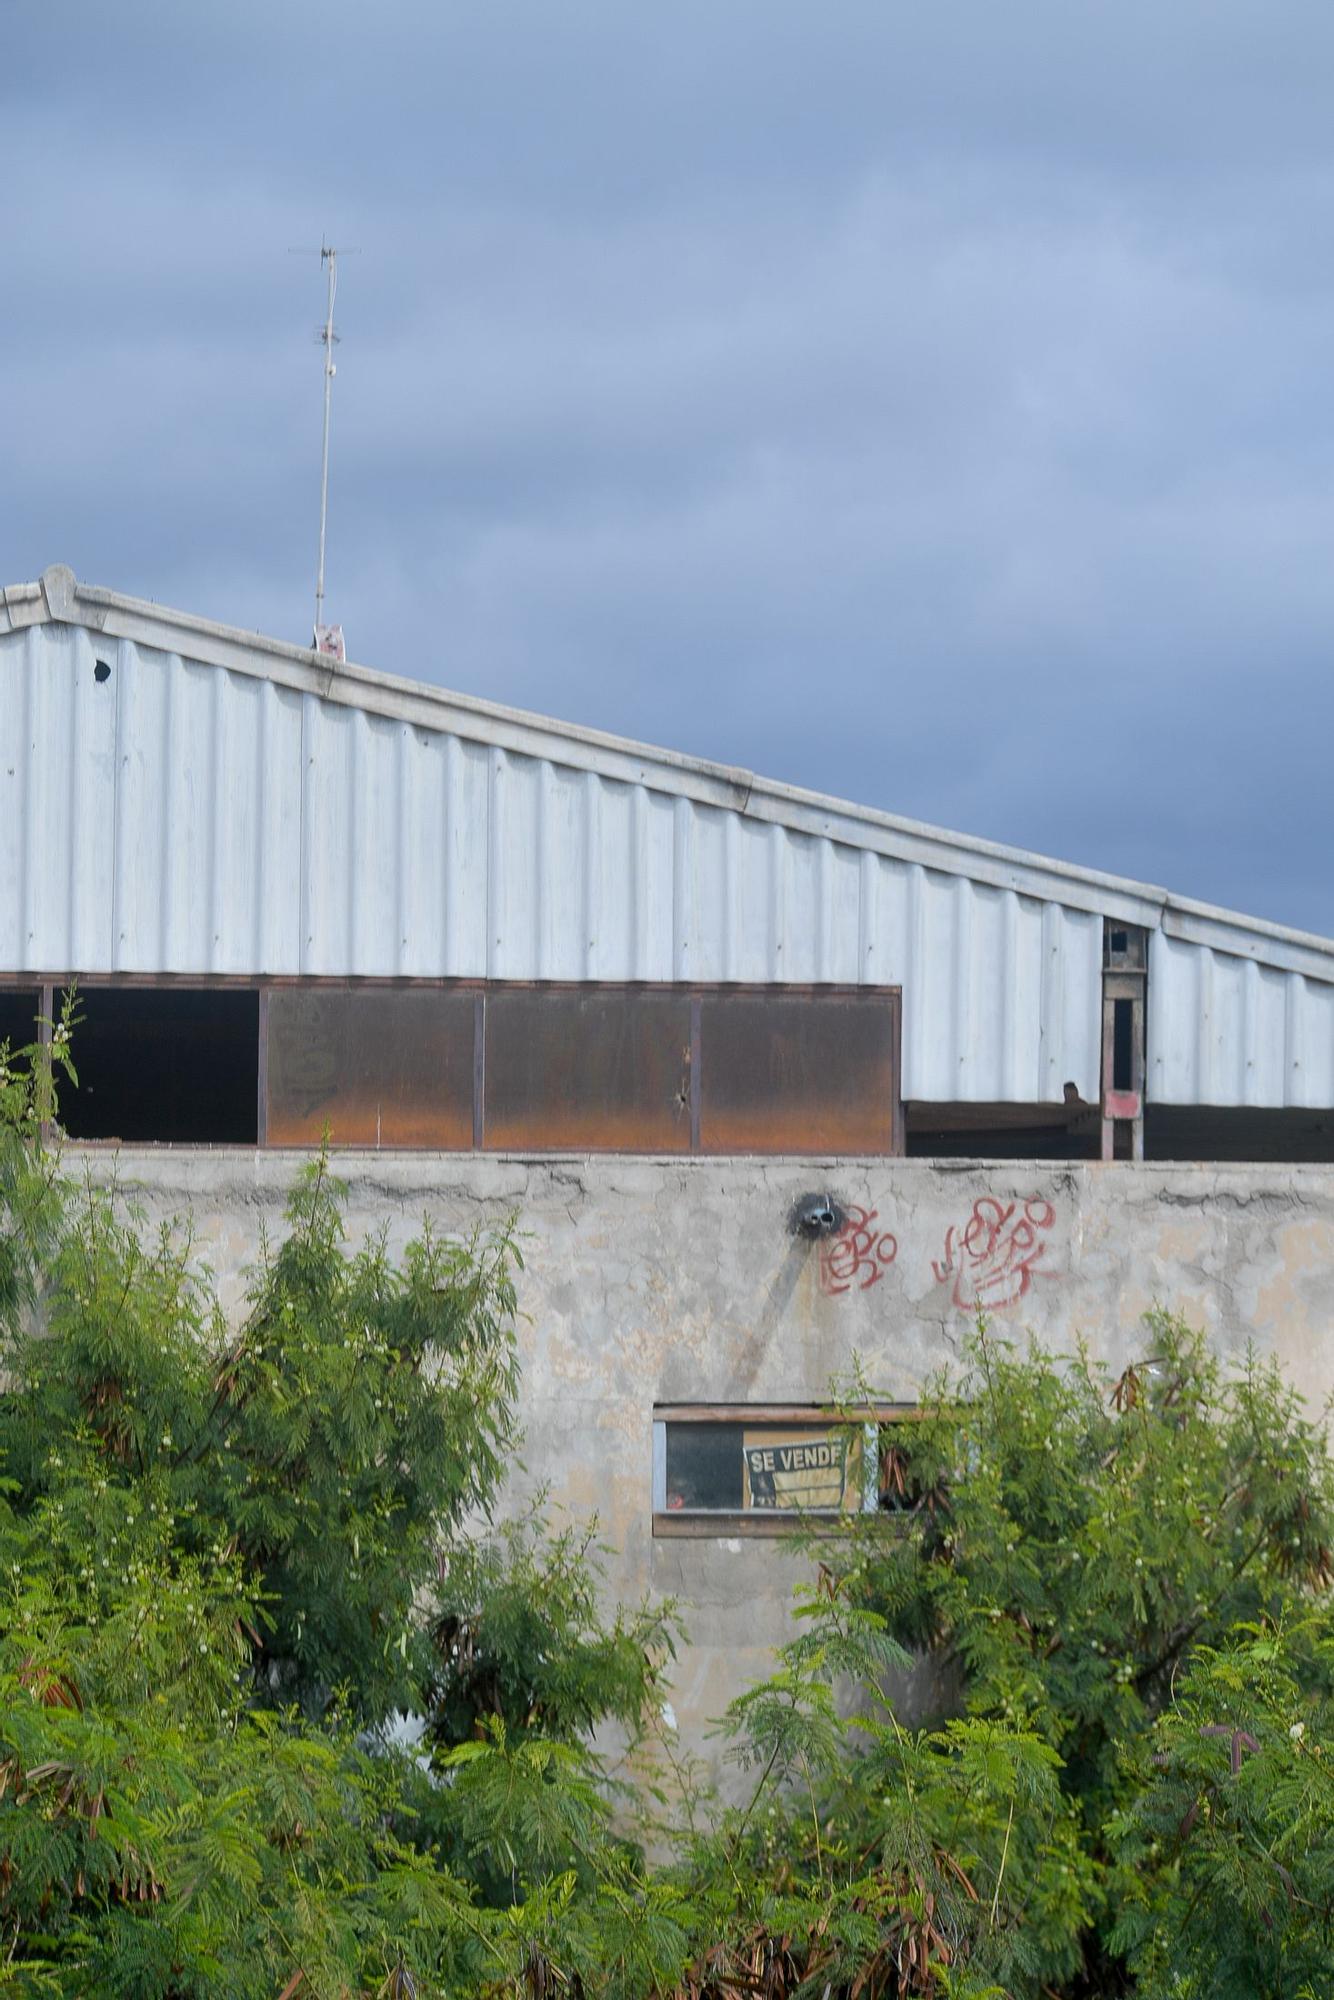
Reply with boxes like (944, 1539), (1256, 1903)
(1112, 997), (1134, 1093)
(1145, 1106), (1334, 1164)
(905, 1100), (1101, 1161)
(57, 988), (259, 1144)
(0, 989), (42, 1056)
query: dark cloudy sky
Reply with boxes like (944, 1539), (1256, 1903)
(4, 3), (1333, 932)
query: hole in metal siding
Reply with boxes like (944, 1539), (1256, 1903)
(93, 659), (111, 684)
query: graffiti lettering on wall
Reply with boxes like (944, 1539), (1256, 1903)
(814, 1192), (1059, 1308)
(818, 1204), (899, 1296)
(931, 1197), (1055, 1311)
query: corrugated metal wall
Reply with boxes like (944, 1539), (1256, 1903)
(0, 622), (1105, 1102)
(1149, 931), (1334, 1107)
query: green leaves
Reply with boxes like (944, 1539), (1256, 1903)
(6, 1029), (1334, 1997)
(1108, 1618), (1334, 1997)
(795, 1313), (1334, 1993)
(427, 1509), (678, 1753)
(0, 1110), (545, 1993)
(197, 1159), (522, 1722)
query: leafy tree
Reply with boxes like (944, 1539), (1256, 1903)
(779, 1315), (1334, 1993)
(1108, 1617), (1334, 1997)
(0, 1023), (671, 1994)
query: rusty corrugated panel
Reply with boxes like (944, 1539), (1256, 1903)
(481, 988), (692, 1152)
(698, 991), (898, 1155)
(265, 987), (474, 1147)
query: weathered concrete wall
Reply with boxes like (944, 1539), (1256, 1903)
(72, 1150), (1334, 1774)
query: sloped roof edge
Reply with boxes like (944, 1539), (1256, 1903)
(7, 565), (1333, 980)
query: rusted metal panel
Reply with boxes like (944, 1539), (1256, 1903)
(258, 981), (902, 1156)
(481, 987), (692, 1153)
(699, 990), (899, 1155)
(265, 987), (474, 1147)
(10, 974), (907, 1157)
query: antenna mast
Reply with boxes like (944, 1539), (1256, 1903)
(314, 243), (339, 645)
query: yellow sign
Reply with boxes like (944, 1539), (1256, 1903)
(742, 1427), (859, 1512)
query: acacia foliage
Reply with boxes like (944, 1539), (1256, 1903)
(0, 1026), (676, 1995)
(787, 1316), (1334, 1993)
(1102, 1619), (1334, 1996)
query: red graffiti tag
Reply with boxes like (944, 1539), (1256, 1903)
(819, 1205), (899, 1296)
(931, 1196), (1055, 1311)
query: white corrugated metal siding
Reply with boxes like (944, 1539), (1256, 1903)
(1148, 930), (1334, 1107)
(0, 621), (1104, 1103)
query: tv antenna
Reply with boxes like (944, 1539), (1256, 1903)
(290, 242), (358, 656)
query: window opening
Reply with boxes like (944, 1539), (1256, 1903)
(654, 1406), (920, 1532)
(1144, 1105), (1334, 1164)
(57, 987), (259, 1144)
(1112, 997), (1134, 1093)
(905, 1101), (1099, 1161)
(665, 1423), (747, 1512)
(877, 1423), (926, 1514)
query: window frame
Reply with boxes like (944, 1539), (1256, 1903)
(652, 1402), (925, 1537)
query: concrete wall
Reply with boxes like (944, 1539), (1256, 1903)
(73, 1149), (1334, 1775)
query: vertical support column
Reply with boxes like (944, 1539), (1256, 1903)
(1101, 923), (1147, 1161)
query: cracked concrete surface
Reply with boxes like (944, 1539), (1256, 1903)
(68, 1148), (1334, 1779)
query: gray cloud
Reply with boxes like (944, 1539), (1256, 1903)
(5, 1), (1334, 931)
